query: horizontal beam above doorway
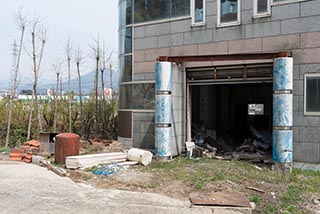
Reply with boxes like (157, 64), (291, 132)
(158, 52), (291, 62)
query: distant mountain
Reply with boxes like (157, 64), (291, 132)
(19, 68), (119, 95)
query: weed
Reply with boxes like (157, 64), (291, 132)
(0, 147), (9, 153)
(265, 204), (277, 214)
(249, 195), (261, 205)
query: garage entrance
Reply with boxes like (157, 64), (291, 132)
(187, 64), (273, 156)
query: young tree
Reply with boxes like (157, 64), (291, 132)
(53, 61), (62, 133)
(75, 45), (84, 135)
(5, 10), (27, 147)
(64, 38), (72, 133)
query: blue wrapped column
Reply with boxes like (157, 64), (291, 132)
(273, 57), (293, 163)
(155, 62), (172, 159)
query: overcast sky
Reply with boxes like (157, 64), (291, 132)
(0, 0), (118, 88)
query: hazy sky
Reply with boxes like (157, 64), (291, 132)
(0, 0), (118, 88)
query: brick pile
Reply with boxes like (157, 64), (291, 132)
(9, 140), (40, 163)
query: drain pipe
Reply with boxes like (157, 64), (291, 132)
(272, 57), (293, 172)
(155, 61), (172, 160)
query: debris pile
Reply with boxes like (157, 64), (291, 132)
(9, 140), (40, 162)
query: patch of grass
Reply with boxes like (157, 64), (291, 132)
(280, 184), (305, 213)
(265, 204), (277, 214)
(249, 195), (261, 205)
(0, 147), (9, 153)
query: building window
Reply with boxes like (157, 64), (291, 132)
(192, 0), (205, 26)
(304, 73), (320, 115)
(119, 83), (155, 109)
(217, 0), (241, 27)
(253, 0), (270, 18)
(134, 0), (190, 23)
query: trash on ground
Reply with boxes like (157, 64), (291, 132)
(127, 148), (153, 166)
(92, 163), (122, 176)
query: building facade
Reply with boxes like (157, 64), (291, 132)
(118, 0), (320, 167)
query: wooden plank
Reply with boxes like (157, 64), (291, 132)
(190, 192), (251, 208)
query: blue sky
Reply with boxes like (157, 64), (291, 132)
(0, 0), (118, 88)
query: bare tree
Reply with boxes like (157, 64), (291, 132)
(75, 45), (84, 135)
(109, 64), (113, 90)
(6, 9), (27, 147)
(53, 61), (62, 133)
(64, 38), (72, 133)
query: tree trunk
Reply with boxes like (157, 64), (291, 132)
(76, 61), (83, 135)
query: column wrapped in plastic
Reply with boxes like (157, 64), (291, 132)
(273, 57), (293, 91)
(155, 94), (172, 124)
(155, 126), (172, 157)
(272, 130), (293, 163)
(155, 62), (172, 92)
(273, 93), (293, 127)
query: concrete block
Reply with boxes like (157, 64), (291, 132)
(228, 38), (262, 54)
(145, 47), (170, 61)
(281, 16), (320, 35)
(134, 26), (145, 38)
(293, 126), (299, 141)
(301, 32), (320, 48)
(171, 44), (198, 56)
(133, 73), (145, 81)
(293, 142), (320, 163)
(301, 0), (320, 17)
(241, 10), (254, 25)
(206, 1), (216, 16)
(293, 96), (300, 111)
(184, 30), (213, 44)
(158, 33), (184, 48)
(214, 25), (245, 41)
(293, 80), (303, 95)
(293, 111), (320, 127)
(293, 48), (320, 64)
(134, 37), (157, 50)
(145, 72), (155, 81)
(245, 21), (280, 38)
(145, 22), (170, 37)
(242, 0), (253, 10)
(171, 33), (185, 46)
(271, 3), (300, 21)
(198, 41), (228, 55)
(206, 15), (217, 29)
(299, 64), (320, 79)
(170, 19), (191, 33)
(299, 127), (320, 143)
(293, 65), (300, 80)
(262, 34), (300, 52)
(134, 61), (155, 74)
(134, 50), (145, 62)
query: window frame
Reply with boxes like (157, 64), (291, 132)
(191, 0), (206, 26)
(217, 0), (241, 27)
(304, 73), (320, 116)
(253, 0), (271, 18)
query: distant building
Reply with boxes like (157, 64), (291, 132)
(118, 0), (320, 168)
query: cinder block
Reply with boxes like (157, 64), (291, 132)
(145, 22), (170, 37)
(301, 32), (320, 48)
(293, 48), (320, 64)
(293, 111), (320, 127)
(293, 126), (299, 141)
(271, 3), (300, 21)
(206, 15), (217, 29)
(145, 72), (155, 81)
(293, 65), (300, 80)
(293, 142), (320, 163)
(301, 0), (320, 17)
(281, 16), (320, 35)
(262, 34), (300, 51)
(134, 37), (157, 50)
(134, 61), (155, 74)
(299, 64), (320, 80)
(241, 10), (254, 25)
(171, 44), (198, 56)
(145, 47), (170, 61)
(198, 41), (228, 55)
(134, 50), (145, 62)
(299, 127), (320, 143)
(206, 1), (216, 16)
(293, 95), (300, 111)
(214, 25), (245, 41)
(158, 34), (184, 48)
(245, 21), (280, 38)
(134, 26), (145, 38)
(184, 30), (213, 45)
(170, 19), (191, 33)
(293, 80), (303, 95)
(228, 38), (262, 54)
(242, 0), (253, 10)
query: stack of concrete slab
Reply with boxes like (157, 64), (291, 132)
(66, 152), (127, 169)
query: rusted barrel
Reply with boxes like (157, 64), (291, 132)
(54, 133), (80, 164)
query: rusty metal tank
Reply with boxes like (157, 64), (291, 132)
(54, 133), (80, 164)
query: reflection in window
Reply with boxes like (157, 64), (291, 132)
(192, 0), (205, 25)
(218, 0), (240, 26)
(120, 55), (132, 82)
(305, 74), (320, 115)
(119, 84), (133, 109)
(134, 0), (190, 23)
(119, 27), (132, 55)
(133, 83), (155, 109)
(254, 0), (270, 17)
(119, 0), (132, 27)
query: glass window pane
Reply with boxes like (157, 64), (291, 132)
(257, 0), (268, 14)
(119, 84), (133, 109)
(119, 27), (132, 55)
(126, 0), (132, 25)
(194, 0), (204, 22)
(220, 0), (238, 23)
(133, 83), (155, 109)
(306, 77), (320, 112)
(172, 0), (190, 18)
(134, 0), (170, 23)
(118, 111), (132, 138)
(119, 0), (132, 27)
(120, 55), (132, 82)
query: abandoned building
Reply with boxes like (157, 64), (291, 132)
(118, 0), (320, 169)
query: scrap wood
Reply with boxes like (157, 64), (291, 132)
(190, 191), (251, 208)
(246, 186), (265, 193)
